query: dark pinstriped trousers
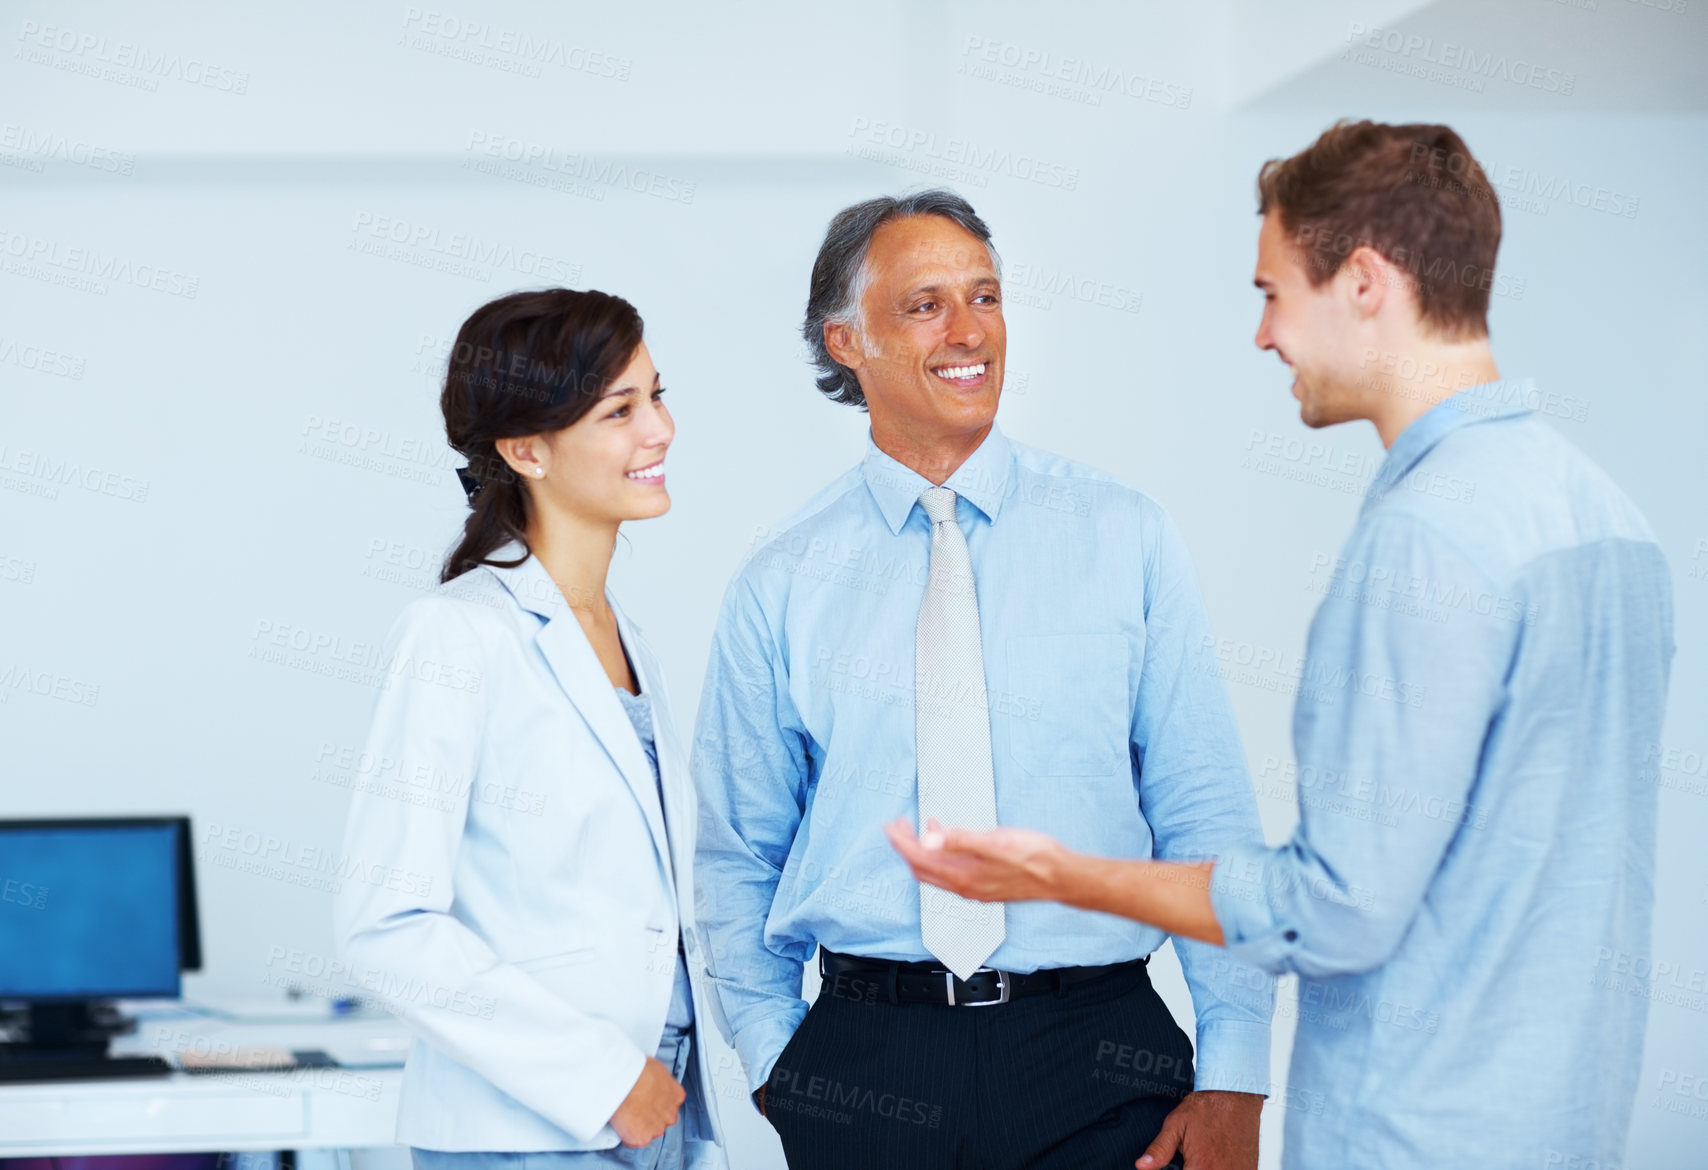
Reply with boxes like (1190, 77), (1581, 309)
(761, 962), (1194, 1170)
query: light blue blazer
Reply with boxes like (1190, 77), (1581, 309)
(334, 540), (725, 1153)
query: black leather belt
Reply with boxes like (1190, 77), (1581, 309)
(819, 949), (1147, 1007)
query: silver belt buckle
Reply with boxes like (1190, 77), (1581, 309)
(946, 967), (1010, 1007)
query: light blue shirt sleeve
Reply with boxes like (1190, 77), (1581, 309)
(692, 574), (812, 1097)
(1133, 512), (1276, 1094)
(1210, 513), (1514, 976)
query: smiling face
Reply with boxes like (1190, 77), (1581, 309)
(500, 341), (674, 527)
(1253, 210), (1375, 430)
(830, 214), (1006, 449)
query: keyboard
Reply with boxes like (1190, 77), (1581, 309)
(0, 1053), (173, 1082)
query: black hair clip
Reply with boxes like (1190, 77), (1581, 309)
(455, 465), (483, 506)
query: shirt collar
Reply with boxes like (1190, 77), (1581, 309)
(1365, 377), (1535, 509)
(861, 423), (1014, 535)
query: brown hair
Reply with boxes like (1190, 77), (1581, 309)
(1256, 120), (1502, 339)
(439, 288), (643, 583)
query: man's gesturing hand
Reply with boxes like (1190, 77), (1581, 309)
(610, 1055), (685, 1148)
(884, 818), (1067, 903)
(1137, 1090), (1262, 1170)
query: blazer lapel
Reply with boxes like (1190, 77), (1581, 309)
(485, 546), (673, 889)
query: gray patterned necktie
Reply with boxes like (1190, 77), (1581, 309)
(914, 486), (1006, 980)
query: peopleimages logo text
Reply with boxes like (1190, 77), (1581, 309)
(1344, 23), (1576, 94)
(15, 20), (250, 93)
(846, 118), (1080, 191)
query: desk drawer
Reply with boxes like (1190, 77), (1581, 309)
(0, 1086), (307, 1145)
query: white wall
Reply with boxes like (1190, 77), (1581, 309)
(3, 1), (1704, 1166)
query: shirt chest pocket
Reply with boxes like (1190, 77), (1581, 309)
(1003, 634), (1131, 778)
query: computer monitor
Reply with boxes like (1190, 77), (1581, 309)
(0, 816), (201, 1074)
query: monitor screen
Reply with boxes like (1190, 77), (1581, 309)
(0, 821), (184, 1001)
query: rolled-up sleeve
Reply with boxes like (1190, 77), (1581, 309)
(1132, 508), (1275, 1095)
(692, 574), (813, 1099)
(1210, 513), (1515, 977)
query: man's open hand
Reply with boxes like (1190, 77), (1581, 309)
(884, 817), (1068, 902)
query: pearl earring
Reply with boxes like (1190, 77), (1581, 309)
(534, 469), (544, 478)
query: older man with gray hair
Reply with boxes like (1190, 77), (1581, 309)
(691, 190), (1273, 1169)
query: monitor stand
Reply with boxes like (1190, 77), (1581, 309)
(0, 1002), (172, 1082)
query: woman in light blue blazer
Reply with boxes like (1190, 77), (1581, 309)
(335, 289), (725, 1169)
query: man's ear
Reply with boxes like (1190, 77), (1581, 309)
(823, 320), (863, 372)
(1343, 244), (1396, 323)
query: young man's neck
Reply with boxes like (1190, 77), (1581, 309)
(1362, 331), (1500, 449)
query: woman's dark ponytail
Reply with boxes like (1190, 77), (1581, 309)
(438, 289), (644, 583)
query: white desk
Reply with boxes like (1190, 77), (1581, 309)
(0, 1003), (409, 1157)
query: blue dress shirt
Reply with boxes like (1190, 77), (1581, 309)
(1209, 380), (1675, 1168)
(692, 423), (1274, 1099)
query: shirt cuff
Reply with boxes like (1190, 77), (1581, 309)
(1210, 842), (1300, 974)
(736, 1007), (807, 1101)
(1191, 1019), (1272, 1096)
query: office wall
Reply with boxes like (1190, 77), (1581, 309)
(3, 1), (1704, 1166)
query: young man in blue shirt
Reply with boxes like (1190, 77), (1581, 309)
(891, 120), (1675, 1170)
